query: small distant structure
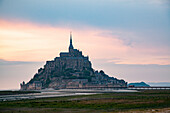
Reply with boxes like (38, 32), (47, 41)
(20, 81), (27, 90)
(128, 85), (134, 87)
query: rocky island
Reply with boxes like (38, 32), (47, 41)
(20, 33), (127, 90)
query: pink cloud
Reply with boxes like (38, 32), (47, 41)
(0, 19), (169, 65)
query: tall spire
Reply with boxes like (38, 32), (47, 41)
(69, 32), (74, 51)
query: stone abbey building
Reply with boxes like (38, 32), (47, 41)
(20, 33), (127, 90)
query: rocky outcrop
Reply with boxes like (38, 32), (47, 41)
(128, 82), (150, 87)
(20, 33), (127, 90)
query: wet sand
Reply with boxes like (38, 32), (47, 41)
(0, 89), (138, 101)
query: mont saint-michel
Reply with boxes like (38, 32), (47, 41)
(20, 33), (127, 90)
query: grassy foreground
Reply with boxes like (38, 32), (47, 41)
(0, 90), (170, 113)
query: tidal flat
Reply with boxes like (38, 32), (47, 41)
(0, 90), (41, 95)
(0, 90), (170, 113)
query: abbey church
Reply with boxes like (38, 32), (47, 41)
(20, 33), (127, 90)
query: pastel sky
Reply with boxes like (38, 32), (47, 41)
(0, 0), (170, 89)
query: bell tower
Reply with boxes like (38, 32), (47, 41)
(69, 32), (74, 52)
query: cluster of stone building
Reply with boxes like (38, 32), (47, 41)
(20, 81), (42, 90)
(20, 33), (127, 90)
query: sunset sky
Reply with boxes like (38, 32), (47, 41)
(0, 0), (170, 89)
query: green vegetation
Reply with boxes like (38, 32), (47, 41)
(0, 90), (170, 113)
(0, 90), (40, 95)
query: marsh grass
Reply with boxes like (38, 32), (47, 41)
(0, 90), (170, 112)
